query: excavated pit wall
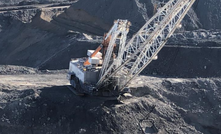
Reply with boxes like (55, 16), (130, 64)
(0, 1), (221, 78)
(0, 1), (221, 134)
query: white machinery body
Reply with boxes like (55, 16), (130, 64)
(68, 58), (101, 84)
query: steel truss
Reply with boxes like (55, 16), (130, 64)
(97, 0), (196, 90)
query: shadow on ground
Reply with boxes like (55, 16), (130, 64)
(0, 86), (120, 134)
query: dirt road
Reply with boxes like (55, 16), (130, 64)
(0, 2), (75, 13)
(0, 73), (69, 89)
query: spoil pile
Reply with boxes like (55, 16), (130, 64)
(0, 0), (221, 134)
(0, 0), (221, 75)
(72, 0), (221, 30)
(0, 74), (220, 134)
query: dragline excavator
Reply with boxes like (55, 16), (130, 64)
(67, 0), (196, 96)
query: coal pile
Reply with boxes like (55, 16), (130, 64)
(0, 74), (221, 134)
(0, 0), (221, 134)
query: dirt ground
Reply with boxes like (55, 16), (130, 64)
(0, 69), (221, 134)
(0, 0), (221, 134)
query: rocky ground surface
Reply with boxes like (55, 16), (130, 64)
(0, 66), (220, 134)
(0, 0), (221, 134)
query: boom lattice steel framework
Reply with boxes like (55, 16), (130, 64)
(97, 0), (196, 90)
(99, 20), (130, 79)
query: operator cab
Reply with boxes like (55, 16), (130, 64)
(67, 50), (104, 95)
